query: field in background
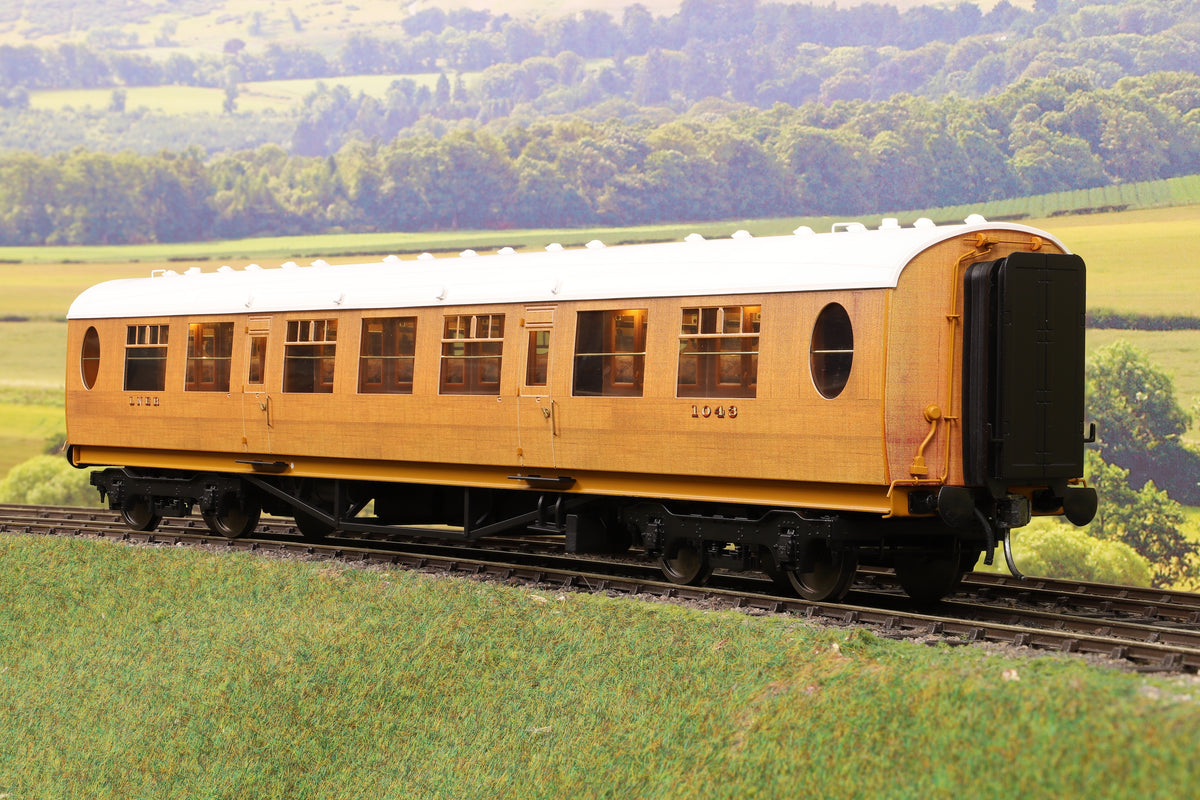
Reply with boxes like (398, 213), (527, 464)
(0, 0), (972, 51)
(0, 216), (838, 269)
(913, 174), (1200, 230)
(2, 203), (1198, 477)
(0, 322), (66, 475)
(29, 72), (452, 115)
(1037, 204), (1200, 318)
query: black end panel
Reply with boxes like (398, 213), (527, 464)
(962, 251), (1087, 486)
(961, 260), (999, 487)
(995, 252), (1087, 480)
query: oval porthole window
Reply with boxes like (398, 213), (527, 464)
(81, 326), (100, 390)
(810, 303), (854, 399)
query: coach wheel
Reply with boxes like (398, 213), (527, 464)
(202, 498), (262, 540)
(785, 544), (857, 602)
(893, 545), (966, 603)
(293, 509), (335, 541)
(121, 499), (161, 533)
(659, 541), (713, 586)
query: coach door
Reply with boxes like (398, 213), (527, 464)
(516, 305), (557, 468)
(241, 316), (273, 453)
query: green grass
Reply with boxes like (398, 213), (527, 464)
(0, 534), (1196, 798)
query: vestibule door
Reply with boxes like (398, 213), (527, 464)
(241, 316), (273, 454)
(516, 305), (557, 469)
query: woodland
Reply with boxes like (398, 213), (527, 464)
(0, 0), (1197, 243)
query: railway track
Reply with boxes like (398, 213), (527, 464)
(6, 503), (1200, 673)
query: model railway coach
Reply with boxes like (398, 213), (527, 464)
(65, 217), (1098, 602)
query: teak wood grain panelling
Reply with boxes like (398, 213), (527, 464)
(65, 227), (1069, 514)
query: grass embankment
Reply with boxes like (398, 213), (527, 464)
(0, 534), (1197, 798)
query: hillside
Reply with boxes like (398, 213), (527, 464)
(0, 0), (977, 50)
(1, 0), (1197, 244)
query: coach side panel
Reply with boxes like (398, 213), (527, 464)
(66, 287), (891, 502)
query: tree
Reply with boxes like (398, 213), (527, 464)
(631, 49), (674, 105)
(0, 456), (100, 507)
(1098, 106), (1169, 182)
(621, 4), (658, 55)
(775, 125), (870, 214)
(1084, 451), (1196, 588)
(1085, 340), (1199, 502)
(1008, 523), (1153, 587)
(510, 154), (592, 227)
(141, 147), (214, 243)
(52, 150), (147, 244)
(0, 152), (57, 244)
(1008, 129), (1106, 193)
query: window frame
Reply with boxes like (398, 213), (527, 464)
(439, 313), (505, 395)
(677, 305), (760, 399)
(123, 323), (170, 392)
(572, 309), (648, 397)
(525, 329), (550, 388)
(283, 318), (339, 394)
(359, 316), (418, 394)
(185, 321), (235, 392)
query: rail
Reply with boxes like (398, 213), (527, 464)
(5, 503), (1200, 673)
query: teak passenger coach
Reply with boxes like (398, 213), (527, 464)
(65, 217), (1098, 601)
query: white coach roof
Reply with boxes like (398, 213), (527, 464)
(66, 218), (1067, 320)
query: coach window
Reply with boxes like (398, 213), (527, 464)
(247, 335), (267, 386)
(283, 319), (338, 393)
(526, 330), (550, 387)
(573, 309), (647, 397)
(677, 305), (760, 398)
(123, 324), (169, 392)
(80, 326), (100, 390)
(185, 322), (234, 392)
(440, 314), (504, 395)
(359, 317), (417, 394)
(810, 303), (854, 399)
